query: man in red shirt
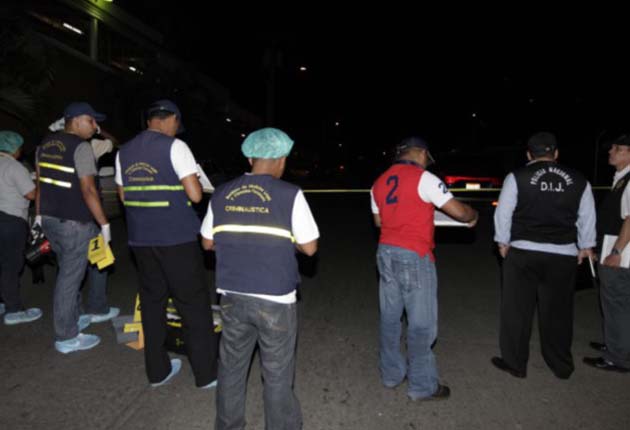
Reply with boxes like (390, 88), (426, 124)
(371, 136), (478, 400)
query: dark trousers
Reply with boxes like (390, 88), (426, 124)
(500, 248), (577, 378)
(216, 294), (302, 430)
(0, 211), (28, 312)
(599, 265), (630, 368)
(132, 241), (218, 386)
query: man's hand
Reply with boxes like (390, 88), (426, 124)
(603, 253), (621, 268)
(577, 248), (594, 265)
(498, 243), (510, 259)
(101, 223), (111, 243)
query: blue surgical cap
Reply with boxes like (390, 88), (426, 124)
(0, 131), (24, 154)
(241, 128), (294, 159)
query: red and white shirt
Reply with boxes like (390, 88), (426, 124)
(371, 163), (453, 260)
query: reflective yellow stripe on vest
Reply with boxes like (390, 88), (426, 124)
(39, 176), (72, 188)
(123, 201), (170, 208)
(123, 201), (191, 207)
(212, 224), (296, 243)
(123, 185), (185, 192)
(122, 185), (190, 208)
(39, 162), (75, 174)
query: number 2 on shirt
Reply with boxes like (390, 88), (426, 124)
(386, 175), (399, 204)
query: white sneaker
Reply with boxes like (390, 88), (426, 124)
(151, 358), (182, 387)
(55, 333), (101, 354)
(87, 307), (120, 323)
(4, 308), (43, 325)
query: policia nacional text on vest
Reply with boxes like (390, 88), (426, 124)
(511, 161), (587, 244)
(38, 132), (92, 222)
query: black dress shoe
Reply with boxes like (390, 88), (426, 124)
(409, 384), (451, 401)
(491, 356), (526, 378)
(589, 341), (608, 352)
(583, 356), (629, 373)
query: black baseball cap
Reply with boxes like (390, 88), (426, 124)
(146, 99), (185, 134)
(527, 132), (557, 157)
(395, 136), (435, 164)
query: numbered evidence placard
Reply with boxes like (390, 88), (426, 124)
(87, 234), (115, 269)
(434, 210), (468, 227)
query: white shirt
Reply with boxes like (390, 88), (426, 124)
(115, 138), (198, 185)
(201, 184), (319, 304)
(370, 170), (453, 214)
(613, 164), (630, 218)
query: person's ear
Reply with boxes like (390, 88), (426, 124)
(526, 151), (533, 161)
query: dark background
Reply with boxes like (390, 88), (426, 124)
(112, 4), (629, 185)
(4, 2), (629, 186)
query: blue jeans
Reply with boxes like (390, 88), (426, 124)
(81, 265), (109, 315)
(377, 244), (439, 398)
(43, 216), (99, 341)
(216, 294), (301, 430)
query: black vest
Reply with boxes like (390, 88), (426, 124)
(212, 174), (300, 296)
(597, 169), (630, 241)
(511, 161), (587, 244)
(37, 132), (93, 223)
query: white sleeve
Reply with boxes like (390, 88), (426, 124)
(114, 152), (122, 185)
(370, 188), (379, 214)
(170, 139), (199, 179)
(200, 203), (214, 240)
(291, 190), (320, 244)
(418, 171), (453, 208)
(622, 181), (630, 218)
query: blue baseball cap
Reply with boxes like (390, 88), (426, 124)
(63, 102), (106, 122)
(0, 131), (24, 153)
(396, 136), (435, 164)
(241, 128), (294, 159)
(146, 99), (185, 134)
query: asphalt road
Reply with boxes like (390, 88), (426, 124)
(1, 195), (628, 429)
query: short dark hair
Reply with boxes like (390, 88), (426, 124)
(146, 110), (176, 122)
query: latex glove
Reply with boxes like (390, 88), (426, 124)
(48, 118), (65, 132)
(30, 215), (44, 242)
(90, 138), (113, 160)
(101, 223), (112, 243)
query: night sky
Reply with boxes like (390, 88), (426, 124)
(112, 3), (629, 182)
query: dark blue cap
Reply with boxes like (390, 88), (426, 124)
(396, 136), (435, 164)
(146, 99), (185, 134)
(527, 132), (557, 157)
(63, 102), (106, 122)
